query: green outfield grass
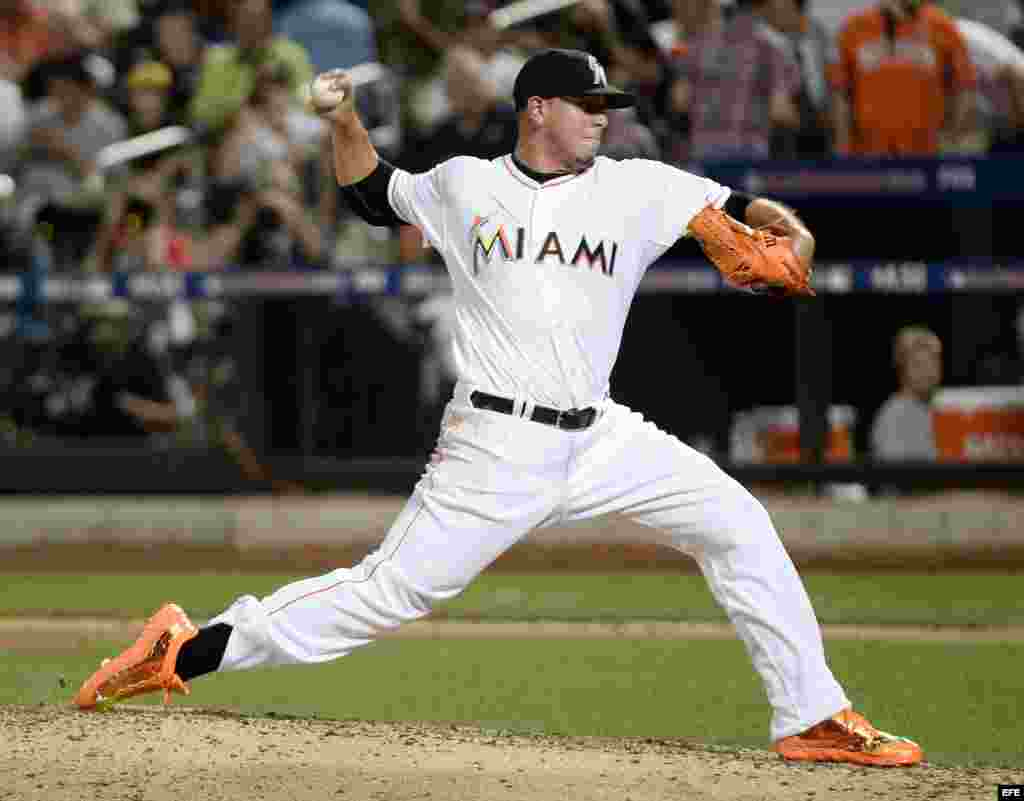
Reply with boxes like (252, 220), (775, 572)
(2, 637), (1022, 768)
(2, 571), (1023, 627)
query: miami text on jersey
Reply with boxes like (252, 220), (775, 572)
(470, 216), (619, 277)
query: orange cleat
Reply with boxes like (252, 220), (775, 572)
(74, 603), (198, 710)
(773, 708), (923, 767)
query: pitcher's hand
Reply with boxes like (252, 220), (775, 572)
(306, 69), (356, 123)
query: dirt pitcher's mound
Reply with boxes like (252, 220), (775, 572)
(0, 706), (1003, 801)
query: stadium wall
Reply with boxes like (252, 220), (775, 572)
(1, 492), (1022, 570)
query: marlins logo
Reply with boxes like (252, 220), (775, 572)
(470, 215), (523, 274)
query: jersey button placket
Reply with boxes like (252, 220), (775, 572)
(530, 189), (556, 264)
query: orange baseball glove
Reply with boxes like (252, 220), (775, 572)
(688, 206), (815, 297)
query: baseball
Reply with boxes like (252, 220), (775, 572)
(307, 70), (349, 114)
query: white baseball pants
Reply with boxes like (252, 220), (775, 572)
(210, 382), (850, 741)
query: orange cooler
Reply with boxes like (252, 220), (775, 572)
(932, 387), (1024, 462)
(731, 405), (856, 464)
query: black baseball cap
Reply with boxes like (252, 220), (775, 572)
(513, 49), (635, 111)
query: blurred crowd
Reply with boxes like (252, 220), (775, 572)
(2, 0), (1024, 276)
(2, 0), (1024, 467)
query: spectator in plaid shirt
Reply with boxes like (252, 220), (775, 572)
(664, 0), (802, 163)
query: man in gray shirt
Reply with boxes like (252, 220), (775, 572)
(21, 53), (126, 205)
(870, 326), (943, 461)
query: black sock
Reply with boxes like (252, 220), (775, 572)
(175, 623), (233, 681)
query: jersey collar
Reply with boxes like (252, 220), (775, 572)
(502, 155), (592, 190)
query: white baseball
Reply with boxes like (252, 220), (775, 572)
(308, 71), (348, 113)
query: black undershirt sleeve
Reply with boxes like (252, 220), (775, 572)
(339, 158), (403, 227)
(723, 190), (755, 222)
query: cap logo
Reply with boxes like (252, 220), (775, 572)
(586, 55), (607, 88)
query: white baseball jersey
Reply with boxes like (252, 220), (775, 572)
(388, 155), (730, 409)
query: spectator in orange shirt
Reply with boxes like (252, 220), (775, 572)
(0, 0), (70, 82)
(829, 0), (976, 155)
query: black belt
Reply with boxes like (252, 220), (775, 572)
(470, 391), (598, 431)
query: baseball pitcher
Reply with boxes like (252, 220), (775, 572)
(75, 49), (921, 767)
